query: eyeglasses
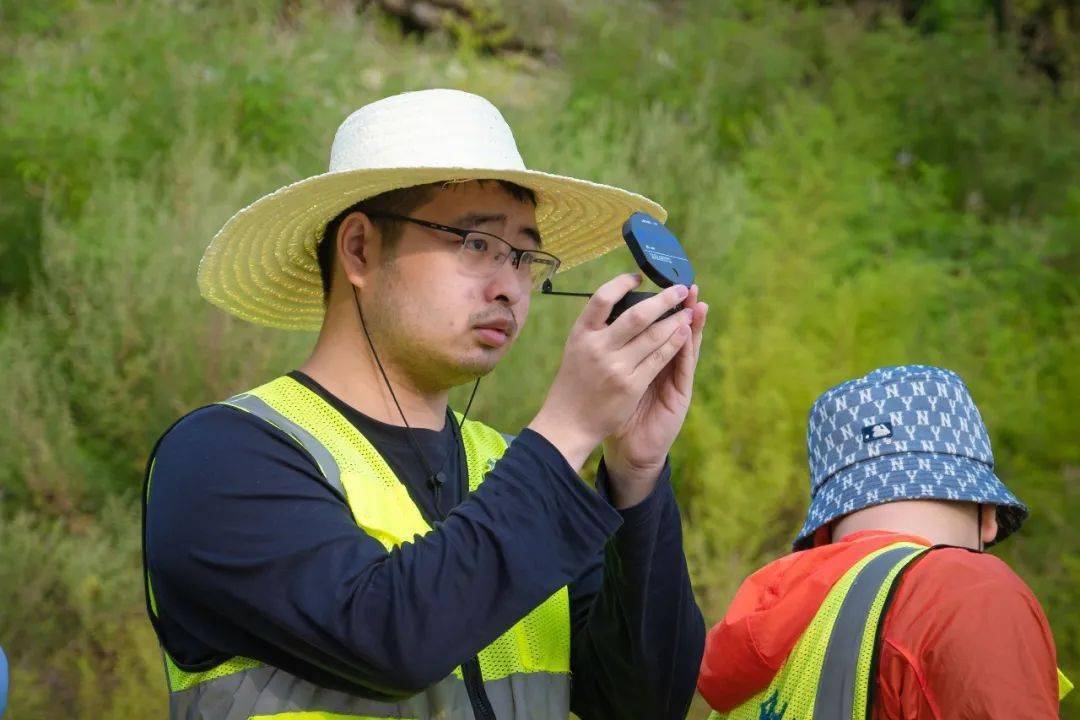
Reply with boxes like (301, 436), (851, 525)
(366, 212), (561, 289)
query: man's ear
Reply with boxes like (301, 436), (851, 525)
(336, 211), (375, 291)
(980, 504), (999, 547)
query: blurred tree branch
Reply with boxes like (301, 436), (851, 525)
(362, 0), (561, 67)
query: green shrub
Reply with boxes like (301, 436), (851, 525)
(0, 0), (1075, 716)
(0, 501), (164, 717)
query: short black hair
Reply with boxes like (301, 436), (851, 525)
(316, 180), (537, 302)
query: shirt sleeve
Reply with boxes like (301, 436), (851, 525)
(873, 549), (1061, 720)
(144, 405), (622, 699)
(567, 457), (706, 720)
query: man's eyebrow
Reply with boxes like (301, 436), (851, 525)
(453, 212), (542, 247)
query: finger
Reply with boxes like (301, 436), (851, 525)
(682, 285), (701, 343)
(606, 284), (689, 347)
(684, 283), (699, 310)
(579, 273), (643, 329)
(673, 302), (707, 396)
(692, 302), (708, 359)
(684, 299), (706, 355)
(671, 327), (696, 397)
(632, 321), (691, 384)
(621, 306), (694, 368)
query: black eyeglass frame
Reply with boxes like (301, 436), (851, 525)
(365, 211), (562, 286)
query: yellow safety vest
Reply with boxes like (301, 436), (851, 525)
(709, 542), (1073, 720)
(144, 375), (572, 719)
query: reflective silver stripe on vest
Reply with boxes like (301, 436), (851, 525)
(169, 666), (569, 719)
(814, 545), (925, 720)
(222, 393), (345, 500)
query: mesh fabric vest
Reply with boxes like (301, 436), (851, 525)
(708, 542), (927, 720)
(708, 541), (1073, 720)
(144, 376), (571, 720)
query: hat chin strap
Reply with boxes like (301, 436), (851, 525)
(351, 286), (481, 487)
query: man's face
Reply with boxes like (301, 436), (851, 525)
(362, 181), (540, 391)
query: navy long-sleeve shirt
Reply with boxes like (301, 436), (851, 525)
(143, 371), (704, 719)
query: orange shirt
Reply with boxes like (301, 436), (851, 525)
(698, 531), (1062, 719)
(873, 541), (1060, 719)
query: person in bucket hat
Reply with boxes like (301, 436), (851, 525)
(142, 89), (708, 720)
(699, 365), (1072, 720)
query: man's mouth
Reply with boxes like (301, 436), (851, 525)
(472, 317), (515, 348)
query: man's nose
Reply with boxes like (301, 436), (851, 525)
(484, 257), (526, 305)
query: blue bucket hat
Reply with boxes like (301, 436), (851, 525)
(794, 365), (1027, 550)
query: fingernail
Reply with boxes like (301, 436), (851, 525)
(676, 285), (689, 299)
(682, 307), (694, 318)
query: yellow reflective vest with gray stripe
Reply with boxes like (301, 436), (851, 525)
(708, 542), (928, 720)
(145, 375), (572, 719)
(706, 542), (1074, 720)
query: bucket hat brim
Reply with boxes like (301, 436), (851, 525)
(793, 452), (1028, 550)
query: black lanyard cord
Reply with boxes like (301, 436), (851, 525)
(352, 289), (497, 719)
(352, 288), (480, 501)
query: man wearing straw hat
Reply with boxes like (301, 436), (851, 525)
(142, 89), (708, 719)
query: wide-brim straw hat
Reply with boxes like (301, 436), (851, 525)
(197, 88), (666, 330)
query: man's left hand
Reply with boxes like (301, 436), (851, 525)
(602, 284), (708, 508)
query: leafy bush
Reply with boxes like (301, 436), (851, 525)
(0, 0), (1075, 715)
(0, 501), (163, 716)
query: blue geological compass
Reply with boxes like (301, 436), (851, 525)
(541, 212), (694, 324)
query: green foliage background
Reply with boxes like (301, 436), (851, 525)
(0, 0), (1076, 716)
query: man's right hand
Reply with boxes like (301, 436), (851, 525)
(528, 273), (694, 472)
